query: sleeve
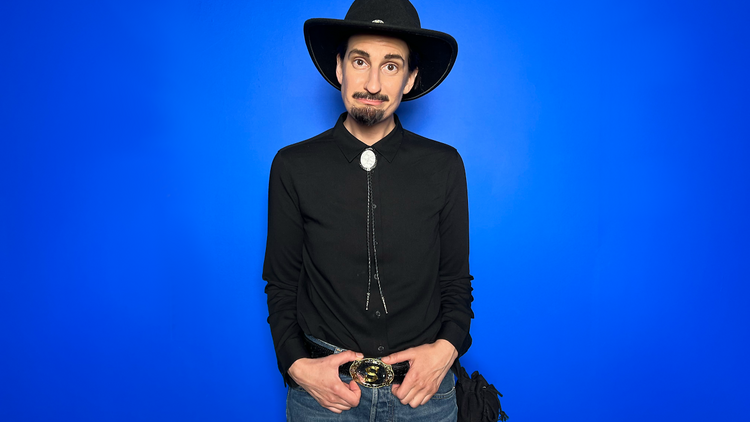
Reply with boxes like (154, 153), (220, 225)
(262, 152), (309, 385)
(436, 150), (475, 356)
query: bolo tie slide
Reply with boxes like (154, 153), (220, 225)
(360, 148), (388, 314)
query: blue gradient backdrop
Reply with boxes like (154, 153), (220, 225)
(2, 0), (748, 421)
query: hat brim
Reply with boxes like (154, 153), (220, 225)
(304, 18), (458, 101)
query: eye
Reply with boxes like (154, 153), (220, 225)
(383, 63), (399, 74)
(353, 58), (368, 69)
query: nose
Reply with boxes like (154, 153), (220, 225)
(365, 66), (381, 94)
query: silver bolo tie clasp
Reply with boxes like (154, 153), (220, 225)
(360, 148), (387, 314)
(360, 148), (377, 171)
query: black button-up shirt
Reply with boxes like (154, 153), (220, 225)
(263, 113), (474, 383)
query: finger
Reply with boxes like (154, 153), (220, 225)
(420, 394), (432, 406)
(400, 384), (430, 408)
(347, 381), (361, 407)
(394, 372), (416, 400)
(313, 381), (357, 409)
(320, 392), (354, 411)
(329, 400), (352, 411)
(400, 386), (419, 406)
(382, 349), (411, 364)
(391, 383), (400, 395)
(348, 380), (361, 393)
(397, 380), (415, 401)
(394, 381), (416, 402)
(324, 405), (345, 414)
(340, 392), (360, 407)
(334, 382), (361, 407)
(311, 392), (349, 413)
(400, 378), (434, 407)
(408, 393), (427, 409)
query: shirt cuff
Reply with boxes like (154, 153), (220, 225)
(437, 321), (472, 357)
(276, 334), (310, 386)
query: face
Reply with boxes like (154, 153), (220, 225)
(336, 34), (418, 127)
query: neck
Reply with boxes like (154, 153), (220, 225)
(343, 114), (396, 146)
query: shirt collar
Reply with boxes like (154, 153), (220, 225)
(332, 112), (404, 163)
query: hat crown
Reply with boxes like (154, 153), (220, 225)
(344, 0), (421, 29)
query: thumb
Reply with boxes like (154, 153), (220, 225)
(332, 350), (364, 365)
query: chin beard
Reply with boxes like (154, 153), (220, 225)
(349, 106), (386, 127)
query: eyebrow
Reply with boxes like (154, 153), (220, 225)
(348, 49), (370, 59)
(384, 53), (406, 64)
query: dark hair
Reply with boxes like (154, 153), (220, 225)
(336, 36), (421, 89)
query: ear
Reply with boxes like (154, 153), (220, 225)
(403, 67), (418, 94)
(336, 54), (343, 85)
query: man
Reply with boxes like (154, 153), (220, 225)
(263, 0), (473, 420)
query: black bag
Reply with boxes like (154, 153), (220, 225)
(455, 361), (509, 422)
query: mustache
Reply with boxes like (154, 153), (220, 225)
(352, 92), (389, 102)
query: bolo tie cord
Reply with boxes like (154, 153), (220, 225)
(361, 148), (388, 314)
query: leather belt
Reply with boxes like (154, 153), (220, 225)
(304, 337), (410, 388)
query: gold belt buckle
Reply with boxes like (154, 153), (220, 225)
(349, 358), (395, 388)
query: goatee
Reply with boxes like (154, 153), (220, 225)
(349, 92), (389, 126)
(349, 106), (386, 126)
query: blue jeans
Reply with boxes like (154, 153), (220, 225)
(286, 336), (458, 422)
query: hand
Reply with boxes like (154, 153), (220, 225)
(288, 350), (364, 413)
(381, 339), (458, 408)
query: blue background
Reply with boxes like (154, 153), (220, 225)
(2, 0), (748, 420)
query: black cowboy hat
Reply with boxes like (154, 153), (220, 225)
(304, 0), (458, 101)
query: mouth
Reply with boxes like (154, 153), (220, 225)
(356, 98), (384, 106)
(353, 92), (389, 107)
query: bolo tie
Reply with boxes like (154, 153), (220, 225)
(360, 148), (388, 314)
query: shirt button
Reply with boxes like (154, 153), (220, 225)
(377, 345), (385, 352)
(375, 311), (381, 318)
